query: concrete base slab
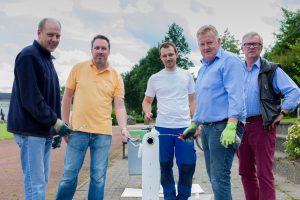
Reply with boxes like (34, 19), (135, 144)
(121, 183), (205, 198)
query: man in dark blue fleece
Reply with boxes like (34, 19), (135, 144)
(7, 18), (72, 200)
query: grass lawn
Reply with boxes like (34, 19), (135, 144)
(281, 117), (298, 123)
(0, 123), (13, 140)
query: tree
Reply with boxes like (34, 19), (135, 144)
(124, 23), (194, 114)
(264, 8), (300, 86)
(265, 8), (300, 57)
(124, 47), (162, 114)
(163, 23), (194, 69)
(60, 86), (65, 96)
(220, 29), (240, 54)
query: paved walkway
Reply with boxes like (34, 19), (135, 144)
(74, 142), (300, 200)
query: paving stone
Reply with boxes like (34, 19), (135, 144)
(74, 146), (300, 200)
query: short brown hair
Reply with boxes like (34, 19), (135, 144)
(91, 35), (110, 50)
(159, 42), (178, 55)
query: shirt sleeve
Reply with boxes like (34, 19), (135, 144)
(65, 65), (77, 90)
(223, 56), (246, 119)
(145, 75), (156, 98)
(113, 72), (125, 98)
(273, 67), (300, 112)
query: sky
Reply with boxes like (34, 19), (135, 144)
(0, 0), (299, 92)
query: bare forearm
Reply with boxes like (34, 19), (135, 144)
(142, 102), (151, 114)
(142, 96), (154, 114)
(114, 97), (127, 130)
(61, 97), (71, 123)
(115, 107), (127, 130)
(189, 94), (196, 117)
(61, 88), (74, 124)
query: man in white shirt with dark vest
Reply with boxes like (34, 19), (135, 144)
(237, 32), (300, 200)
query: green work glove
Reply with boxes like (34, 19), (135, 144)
(220, 122), (237, 147)
(182, 122), (198, 141)
(52, 136), (62, 149)
(54, 119), (73, 137)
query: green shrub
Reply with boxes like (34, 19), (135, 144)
(284, 119), (300, 159)
(135, 117), (144, 124)
(127, 116), (136, 125)
(111, 111), (117, 125)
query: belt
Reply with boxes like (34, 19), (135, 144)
(202, 118), (245, 128)
(202, 119), (228, 126)
(246, 115), (262, 123)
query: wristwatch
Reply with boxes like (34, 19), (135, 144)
(280, 110), (287, 117)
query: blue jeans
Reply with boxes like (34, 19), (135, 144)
(14, 134), (52, 200)
(156, 127), (196, 200)
(201, 121), (243, 200)
(55, 132), (112, 200)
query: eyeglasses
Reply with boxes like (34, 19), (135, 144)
(243, 42), (262, 48)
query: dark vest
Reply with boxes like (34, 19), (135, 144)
(259, 58), (281, 125)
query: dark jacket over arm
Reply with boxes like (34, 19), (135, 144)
(7, 40), (61, 137)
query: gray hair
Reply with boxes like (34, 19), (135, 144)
(242, 32), (263, 45)
(196, 25), (219, 38)
(38, 18), (61, 31)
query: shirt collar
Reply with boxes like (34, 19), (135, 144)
(33, 40), (54, 60)
(243, 57), (261, 71)
(89, 60), (112, 74)
(200, 48), (222, 65)
(248, 57), (261, 70)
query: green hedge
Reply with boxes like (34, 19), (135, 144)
(135, 117), (144, 123)
(111, 111), (117, 125)
(284, 119), (300, 159)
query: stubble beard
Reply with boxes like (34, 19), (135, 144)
(94, 57), (107, 68)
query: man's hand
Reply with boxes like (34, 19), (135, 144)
(271, 110), (287, 128)
(52, 136), (62, 149)
(121, 128), (131, 142)
(181, 122), (198, 141)
(144, 112), (153, 122)
(195, 125), (202, 138)
(54, 119), (72, 137)
(220, 122), (237, 147)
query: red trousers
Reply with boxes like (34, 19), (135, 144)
(237, 118), (276, 200)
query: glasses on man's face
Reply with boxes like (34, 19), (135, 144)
(243, 42), (262, 48)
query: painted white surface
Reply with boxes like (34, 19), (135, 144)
(142, 129), (160, 200)
(121, 184), (207, 198)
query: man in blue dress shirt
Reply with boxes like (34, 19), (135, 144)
(183, 25), (246, 200)
(237, 32), (300, 200)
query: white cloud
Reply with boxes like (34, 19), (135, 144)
(0, 0), (299, 92)
(3, 0), (74, 16)
(78, 0), (121, 13)
(123, 0), (153, 14)
(0, 63), (14, 92)
(109, 52), (135, 73)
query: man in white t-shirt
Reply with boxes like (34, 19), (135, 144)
(142, 42), (197, 200)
